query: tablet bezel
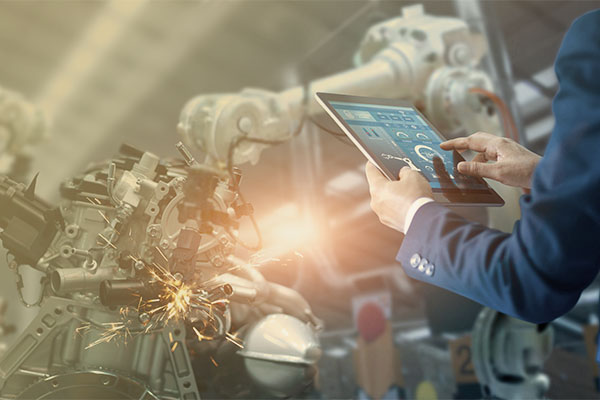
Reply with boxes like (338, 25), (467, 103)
(315, 92), (505, 207)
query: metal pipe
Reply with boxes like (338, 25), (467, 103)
(266, 282), (323, 329)
(208, 273), (259, 303)
(230, 264), (270, 303)
(106, 162), (121, 206)
(50, 267), (114, 294)
(98, 279), (154, 307)
(279, 56), (409, 117)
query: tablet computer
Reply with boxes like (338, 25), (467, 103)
(315, 92), (504, 206)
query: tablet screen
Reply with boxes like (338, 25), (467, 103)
(328, 101), (488, 191)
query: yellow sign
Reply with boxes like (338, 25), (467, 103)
(449, 335), (478, 384)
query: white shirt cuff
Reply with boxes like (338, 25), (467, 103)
(403, 197), (434, 233)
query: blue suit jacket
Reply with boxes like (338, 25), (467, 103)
(397, 9), (600, 335)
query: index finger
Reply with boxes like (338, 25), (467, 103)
(440, 137), (473, 151)
(440, 132), (496, 152)
(365, 161), (388, 188)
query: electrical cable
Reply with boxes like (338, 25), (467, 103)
(226, 114), (307, 190)
(225, 114), (307, 251)
(307, 115), (353, 146)
(469, 87), (519, 142)
(229, 190), (262, 251)
(307, 116), (345, 136)
(469, 87), (531, 194)
(471, 87), (516, 140)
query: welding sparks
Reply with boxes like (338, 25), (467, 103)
(75, 323), (91, 338)
(154, 246), (169, 264)
(225, 332), (244, 349)
(142, 264), (197, 324)
(85, 197), (113, 227)
(248, 251), (281, 266)
(98, 233), (117, 249)
(193, 326), (212, 342)
(86, 196), (102, 206)
(78, 266), (208, 350)
(83, 321), (132, 349)
(98, 210), (111, 225)
(77, 258), (236, 352)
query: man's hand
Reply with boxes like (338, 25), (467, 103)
(365, 162), (433, 233)
(441, 132), (541, 189)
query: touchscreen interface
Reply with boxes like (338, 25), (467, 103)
(329, 101), (488, 191)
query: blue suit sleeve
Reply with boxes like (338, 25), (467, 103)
(396, 10), (600, 324)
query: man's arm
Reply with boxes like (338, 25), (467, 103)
(393, 10), (600, 324)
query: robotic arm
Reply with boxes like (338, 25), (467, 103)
(178, 4), (500, 168)
(0, 86), (46, 179)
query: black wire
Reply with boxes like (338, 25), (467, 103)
(230, 190), (262, 251)
(226, 114), (307, 191)
(307, 116), (345, 137)
(308, 116), (353, 146)
(225, 114), (307, 251)
(224, 78), (362, 250)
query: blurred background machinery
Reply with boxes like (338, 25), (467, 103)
(0, 86), (46, 183)
(472, 308), (554, 400)
(0, 0), (599, 399)
(0, 86), (46, 362)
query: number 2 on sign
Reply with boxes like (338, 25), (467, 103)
(457, 344), (475, 376)
(449, 335), (478, 384)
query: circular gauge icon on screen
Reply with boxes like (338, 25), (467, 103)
(415, 132), (429, 140)
(396, 131), (409, 139)
(414, 145), (443, 163)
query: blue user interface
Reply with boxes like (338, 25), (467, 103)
(330, 101), (487, 190)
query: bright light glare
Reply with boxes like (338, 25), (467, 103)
(325, 170), (365, 195)
(259, 203), (321, 259)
